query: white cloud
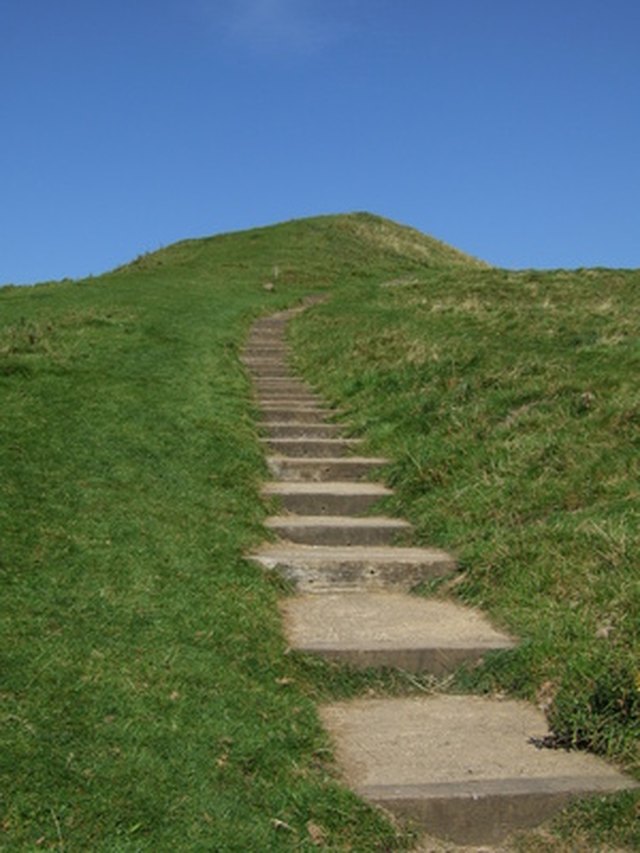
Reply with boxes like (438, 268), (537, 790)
(201, 0), (351, 55)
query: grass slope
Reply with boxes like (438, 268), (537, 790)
(290, 264), (640, 850)
(2, 214), (438, 851)
(1, 213), (637, 850)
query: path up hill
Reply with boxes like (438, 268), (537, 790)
(0, 212), (489, 851)
(2, 213), (637, 850)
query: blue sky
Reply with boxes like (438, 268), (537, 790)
(2, 0), (639, 284)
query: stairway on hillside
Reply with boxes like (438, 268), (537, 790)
(243, 302), (638, 847)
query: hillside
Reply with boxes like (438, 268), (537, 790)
(1, 214), (638, 850)
(106, 212), (486, 282)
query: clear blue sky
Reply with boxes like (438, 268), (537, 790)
(2, 0), (639, 284)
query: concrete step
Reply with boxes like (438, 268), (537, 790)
(245, 356), (288, 363)
(266, 455), (384, 481)
(244, 360), (291, 369)
(261, 438), (363, 457)
(260, 407), (332, 424)
(248, 544), (455, 592)
(255, 389), (317, 400)
(250, 317), (289, 327)
(244, 347), (287, 354)
(242, 360), (289, 371)
(242, 352), (286, 361)
(258, 399), (329, 410)
(262, 481), (392, 515)
(253, 379), (314, 391)
(249, 371), (296, 379)
(258, 399), (324, 409)
(244, 345), (288, 354)
(265, 515), (412, 546)
(320, 696), (639, 846)
(256, 395), (322, 405)
(252, 372), (307, 380)
(262, 423), (342, 439)
(281, 592), (515, 672)
(257, 389), (320, 398)
(266, 455), (388, 481)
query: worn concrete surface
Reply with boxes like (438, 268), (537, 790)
(249, 543), (455, 591)
(281, 592), (514, 672)
(260, 437), (363, 457)
(262, 423), (343, 438)
(264, 514), (412, 545)
(320, 696), (638, 845)
(266, 455), (389, 481)
(246, 304), (639, 848)
(262, 480), (393, 515)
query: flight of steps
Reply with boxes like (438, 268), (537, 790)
(243, 303), (638, 846)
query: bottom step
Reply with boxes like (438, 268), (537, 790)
(320, 696), (639, 846)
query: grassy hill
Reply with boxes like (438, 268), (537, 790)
(1, 213), (638, 850)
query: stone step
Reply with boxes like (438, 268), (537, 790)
(257, 387), (319, 397)
(245, 356), (288, 363)
(244, 344), (288, 354)
(248, 544), (455, 592)
(249, 370), (296, 379)
(244, 344), (286, 352)
(265, 515), (412, 546)
(262, 481), (392, 515)
(249, 317), (290, 326)
(281, 592), (514, 672)
(256, 391), (319, 400)
(267, 455), (389, 482)
(242, 352), (286, 361)
(245, 335), (287, 344)
(320, 696), (639, 846)
(253, 313), (291, 323)
(253, 379), (314, 391)
(260, 407), (332, 424)
(258, 399), (329, 410)
(255, 389), (316, 399)
(259, 400), (325, 409)
(249, 322), (286, 329)
(245, 357), (290, 364)
(254, 376), (309, 385)
(244, 358), (290, 368)
(262, 423), (342, 439)
(244, 360), (291, 369)
(244, 332), (288, 344)
(261, 438), (363, 457)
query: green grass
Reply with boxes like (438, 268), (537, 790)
(1, 215), (435, 851)
(2, 213), (638, 850)
(290, 264), (640, 850)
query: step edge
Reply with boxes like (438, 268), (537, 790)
(262, 483), (393, 494)
(265, 515), (412, 526)
(248, 547), (453, 561)
(359, 774), (639, 801)
(293, 640), (516, 652)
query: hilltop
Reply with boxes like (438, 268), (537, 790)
(111, 212), (487, 278)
